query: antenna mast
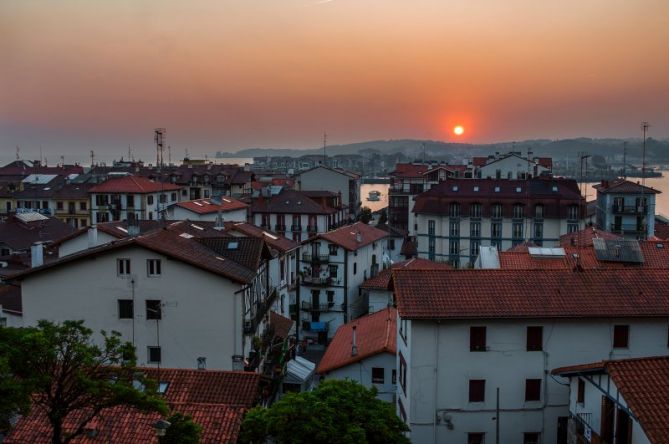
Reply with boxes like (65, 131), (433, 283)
(90, 150), (95, 167)
(323, 131), (327, 166)
(154, 128), (166, 168)
(15, 145), (20, 160)
(640, 121), (650, 239)
(622, 142), (627, 179)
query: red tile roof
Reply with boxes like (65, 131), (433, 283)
(536, 157), (553, 169)
(553, 356), (669, 444)
(89, 176), (182, 193)
(175, 197), (248, 214)
(390, 163), (430, 178)
(251, 189), (336, 215)
(360, 258), (452, 290)
(317, 222), (387, 251)
(270, 311), (295, 339)
(0, 215), (76, 251)
(560, 227), (622, 247)
(224, 222), (298, 253)
(593, 178), (661, 194)
(392, 269), (669, 320)
(653, 224), (669, 240)
(4, 368), (259, 444)
(317, 307), (396, 374)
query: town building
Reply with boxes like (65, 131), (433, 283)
(294, 166), (362, 216)
(392, 268), (669, 444)
(89, 175), (183, 223)
(593, 179), (660, 240)
(473, 152), (552, 179)
(10, 228), (277, 372)
(4, 368), (261, 443)
(0, 212), (74, 257)
(297, 222), (387, 343)
(413, 178), (584, 267)
(317, 307), (397, 403)
(168, 197), (248, 222)
(553, 356), (669, 444)
(250, 188), (347, 242)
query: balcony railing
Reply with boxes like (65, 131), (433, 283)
(613, 205), (647, 214)
(301, 253), (329, 263)
(301, 301), (341, 312)
(301, 276), (332, 287)
(575, 412), (592, 427)
(613, 224), (646, 234)
(243, 286), (278, 335)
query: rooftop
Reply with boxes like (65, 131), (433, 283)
(317, 307), (396, 374)
(360, 258), (451, 290)
(593, 178), (661, 195)
(317, 222), (387, 251)
(89, 176), (182, 194)
(251, 189), (336, 215)
(174, 197), (248, 214)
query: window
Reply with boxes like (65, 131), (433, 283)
(117, 259), (131, 276)
(534, 223), (543, 240)
(326, 290), (334, 305)
(148, 346), (161, 363)
(57, 201), (63, 211)
(512, 222), (523, 239)
(470, 240), (480, 257)
(526, 326), (543, 351)
(329, 244), (338, 255)
(399, 352), (407, 393)
(95, 195), (108, 206)
(524, 433), (540, 444)
(328, 264), (338, 278)
(449, 240), (460, 256)
(147, 259), (162, 276)
(567, 223), (579, 233)
(470, 222), (481, 238)
(491, 222), (502, 238)
(534, 204), (544, 219)
(387, 239), (395, 250)
(470, 326), (486, 351)
(146, 300), (162, 320)
(468, 433), (485, 444)
(469, 379), (485, 402)
(399, 318), (408, 344)
(80, 201), (87, 211)
(372, 367), (385, 384)
(513, 204), (524, 219)
(147, 195), (154, 205)
(428, 220), (436, 235)
(568, 205), (579, 221)
(470, 203), (481, 218)
(450, 221), (460, 237)
(171, 192), (177, 201)
(449, 203), (460, 218)
(613, 325), (629, 348)
(491, 203), (502, 219)
(525, 379), (541, 401)
(353, 263), (357, 275)
(577, 378), (585, 404)
(118, 299), (134, 319)
(159, 194), (166, 204)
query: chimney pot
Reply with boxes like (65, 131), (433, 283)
(351, 325), (358, 357)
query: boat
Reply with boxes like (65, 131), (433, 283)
(367, 190), (381, 201)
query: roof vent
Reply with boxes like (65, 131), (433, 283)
(552, 185), (558, 192)
(657, 243), (664, 249)
(473, 186), (479, 192)
(516, 187), (522, 193)
(452, 185), (459, 192)
(494, 186), (500, 192)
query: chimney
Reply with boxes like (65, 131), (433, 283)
(355, 231), (362, 243)
(31, 243), (44, 268)
(215, 210), (224, 230)
(351, 325), (358, 357)
(88, 226), (98, 248)
(127, 222), (140, 237)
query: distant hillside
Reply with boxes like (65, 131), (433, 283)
(216, 137), (669, 162)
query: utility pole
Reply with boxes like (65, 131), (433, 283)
(640, 121), (650, 239)
(641, 121), (649, 187)
(323, 131), (327, 166)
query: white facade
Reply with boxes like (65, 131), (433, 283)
(57, 228), (118, 257)
(253, 212), (331, 242)
(19, 245), (271, 371)
(325, 352), (396, 403)
(397, 318), (669, 444)
(299, 236), (386, 342)
(477, 154), (551, 179)
(91, 190), (180, 223)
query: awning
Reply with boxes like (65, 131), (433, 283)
(284, 356), (316, 385)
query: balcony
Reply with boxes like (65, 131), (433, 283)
(613, 205), (647, 215)
(301, 253), (329, 263)
(613, 224), (645, 234)
(243, 286), (278, 335)
(301, 276), (332, 287)
(301, 301), (341, 312)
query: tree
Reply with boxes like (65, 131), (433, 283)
(0, 320), (167, 444)
(359, 206), (373, 224)
(239, 379), (409, 444)
(159, 413), (202, 444)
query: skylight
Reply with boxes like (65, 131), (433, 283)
(191, 224), (204, 230)
(222, 198), (231, 203)
(227, 241), (239, 250)
(157, 382), (169, 394)
(116, 227), (128, 233)
(473, 186), (479, 192)
(494, 186), (500, 192)
(194, 202), (203, 206)
(179, 233), (194, 239)
(516, 187), (522, 193)
(263, 232), (279, 240)
(452, 186), (459, 191)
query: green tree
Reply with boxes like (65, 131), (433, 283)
(159, 413), (202, 444)
(239, 379), (409, 444)
(0, 320), (167, 444)
(359, 207), (373, 224)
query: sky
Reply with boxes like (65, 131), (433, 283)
(1, 0), (668, 162)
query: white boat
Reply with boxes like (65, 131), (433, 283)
(367, 190), (381, 201)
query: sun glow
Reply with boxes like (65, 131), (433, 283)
(453, 125), (464, 136)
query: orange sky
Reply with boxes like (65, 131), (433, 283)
(1, 0), (668, 159)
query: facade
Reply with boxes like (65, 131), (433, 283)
(297, 222), (387, 343)
(251, 188), (345, 242)
(392, 268), (669, 444)
(554, 357), (669, 444)
(168, 197), (248, 222)
(295, 166), (361, 216)
(10, 228), (277, 372)
(89, 175), (183, 223)
(317, 307), (397, 402)
(414, 178), (584, 267)
(594, 179), (660, 240)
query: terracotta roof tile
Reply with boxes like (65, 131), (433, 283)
(175, 197), (248, 215)
(360, 258), (451, 290)
(317, 307), (396, 374)
(0, 215), (76, 250)
(224, 222), (298, 253)
(593, 178), (661, 194)
(251, 189), (335, 215)
(317, 222), (387, 251)
(390, 163), (430, 178)
(559, 227), (623, 248)
(89, 176), (182, 193)
(393, 268), (669, 319)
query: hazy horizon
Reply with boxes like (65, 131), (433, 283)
(2, 0), (668, 160)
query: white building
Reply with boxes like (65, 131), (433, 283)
(298, 222), (387, 343)
(553, 356), (669, 444)
(317, 307), (397, 403)
(474, 152), (552, 179)
(295, 166), (362, 216)
(594, 179), (660, 240)
(168, 197), (248, 222)
(413, 178), (584, 267)
(10, 228), (278, 372)
(392, 268), (669, 444)
(89, 175), (183, 223)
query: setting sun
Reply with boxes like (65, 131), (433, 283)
(453, 125), (464, 136)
